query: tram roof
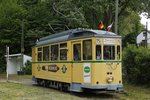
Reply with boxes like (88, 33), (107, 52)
(36, 28), (121, 46)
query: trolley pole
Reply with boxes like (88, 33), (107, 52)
(115, 0), (119, 34)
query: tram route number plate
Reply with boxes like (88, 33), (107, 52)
(96, 39), (101, 44)
(84, 63), (91, 83)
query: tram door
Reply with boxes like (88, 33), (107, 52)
(71, 42), (83, 83)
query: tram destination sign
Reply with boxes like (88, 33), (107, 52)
(104, 38), (116, 44)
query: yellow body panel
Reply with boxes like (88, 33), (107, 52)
(72, 63), (83, 83)
(33, 63), (72, 83)
(92, 63), (122, 85)
(32, 48), (36, 76)
(32, 37), (122, 87)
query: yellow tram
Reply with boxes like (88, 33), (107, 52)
(32, 28), (123, 92)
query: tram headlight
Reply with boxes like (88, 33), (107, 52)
(106, 76), (114, 83)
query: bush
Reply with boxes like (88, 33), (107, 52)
(123, 45), (150, 84)
(0, 53), (6, 73)
(23, 60), (32, 75)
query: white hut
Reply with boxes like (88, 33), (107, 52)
(5, 53), (32, 74)
(136, 31), (150, 48)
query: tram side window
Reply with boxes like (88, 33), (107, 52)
(104, 46), (115, 60)
(117, 46), (120, 60)
(96, 45), (101, 60)
(60, 43), (67, 48)
(49, 46), (51, 60)
(73, 44), (81, 61)
(83, 40), (92, 60)
(51, 45), (58, 60)
(43, 46), (49, 61)
(38, 47), (42, 61)
(60, 43), (67, 60)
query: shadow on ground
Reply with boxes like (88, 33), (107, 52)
(32, 84), (120, 100)
(72, 91), (119, 99)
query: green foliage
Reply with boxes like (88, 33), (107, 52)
(119, 10), (144, 36)
(23, 60), (32, 75)
(0, 0), (149, 74)
(123, 45), (150, 84)
(0, 51), (6, 73)
(140, 0), (150, 17)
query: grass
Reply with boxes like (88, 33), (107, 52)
(0, 82), (118, 100)
(0, 74), (150, 100)
(119, 84), (150, 100)
(0, 82), (150, 100)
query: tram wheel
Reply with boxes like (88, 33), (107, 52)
(37, 79), (41, 86)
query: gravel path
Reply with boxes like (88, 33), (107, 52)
(0, 77), (35, 85)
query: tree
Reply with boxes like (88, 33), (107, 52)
(0, 0), (149, 73)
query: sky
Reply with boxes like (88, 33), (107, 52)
(140, 12), (150, 30)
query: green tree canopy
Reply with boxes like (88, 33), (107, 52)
(0, 0), (150, 73)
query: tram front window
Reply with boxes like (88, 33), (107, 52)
(104, 46), (115, 60)
(38, 48), (42, 61)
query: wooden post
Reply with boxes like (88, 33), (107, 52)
(21, 20), (24, 72)
(6, 46), (9, 82)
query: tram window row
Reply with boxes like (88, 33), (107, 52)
(37, 40), (121, 61)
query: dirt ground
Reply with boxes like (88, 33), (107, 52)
(0, 74), (34, 85)
(0, 78), (34, 85)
